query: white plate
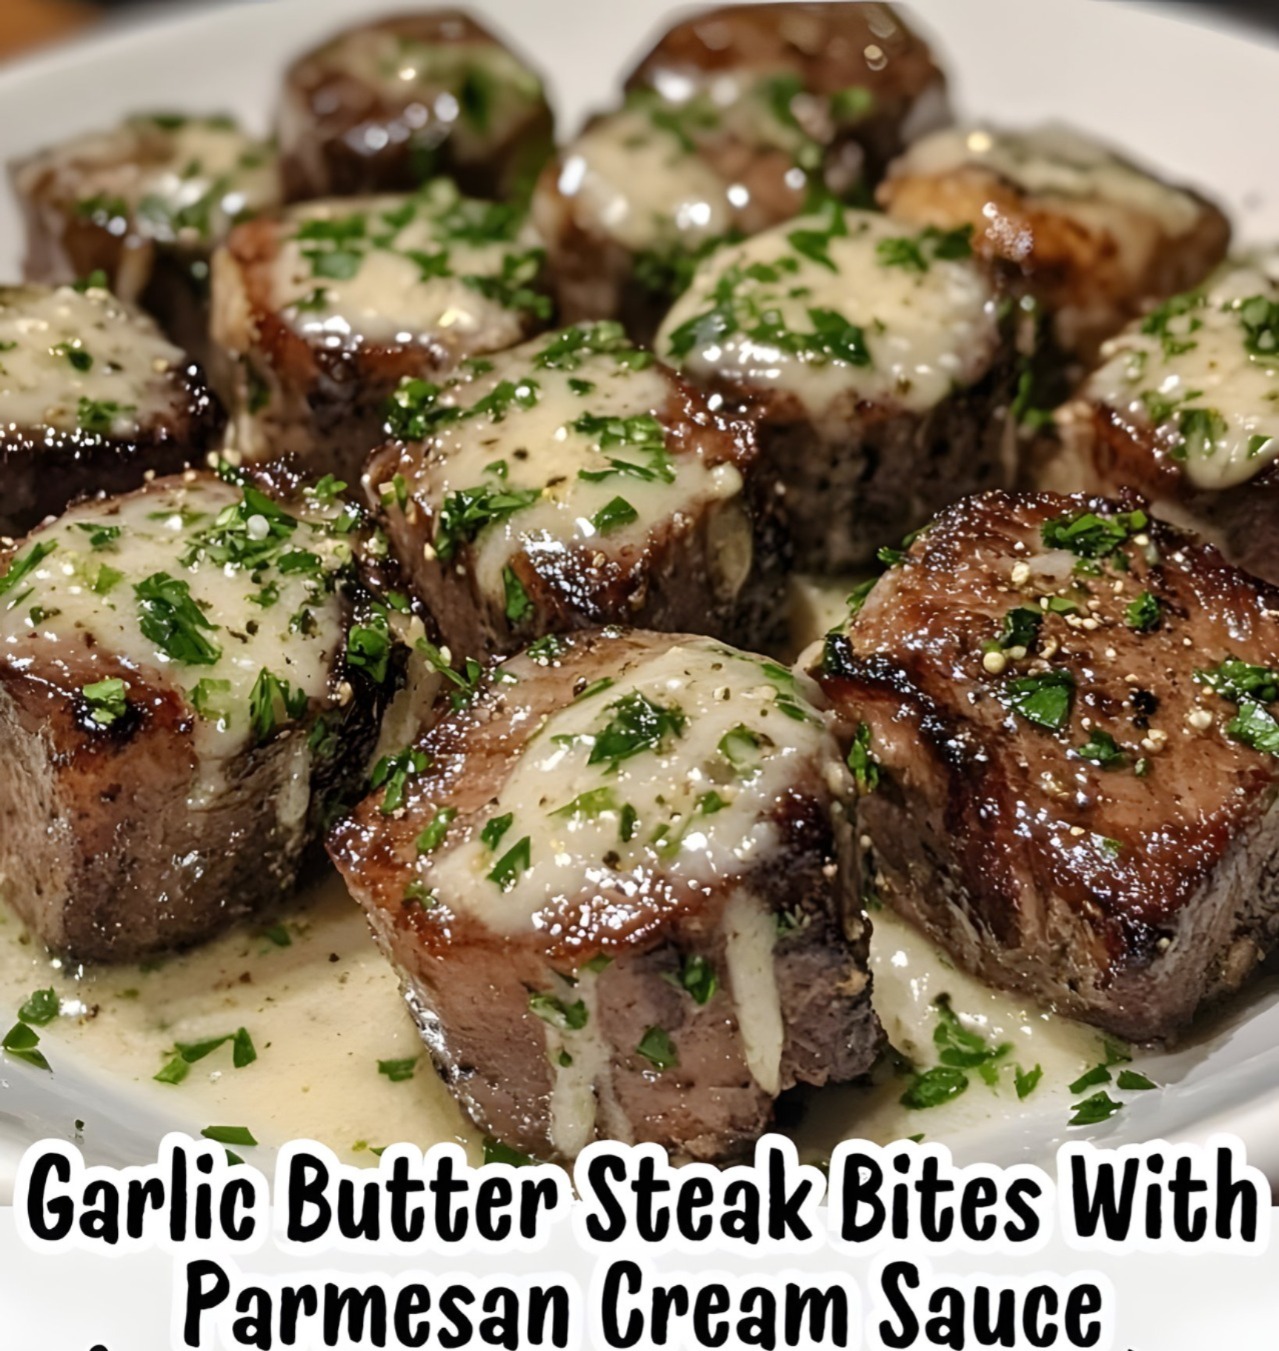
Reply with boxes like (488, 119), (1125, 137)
(2, 0), (1279, 1192)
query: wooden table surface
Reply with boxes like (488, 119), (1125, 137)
(0, 0), (101, 60)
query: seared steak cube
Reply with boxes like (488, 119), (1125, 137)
(656, 204), (1015, 573)
(328, 628), (879, 1160)
(812, 489), (1279, 1041)
(276, 10), (554, 203)
(0, 283), (224, 537)
(10, 112), (280, 373)
(878, 123), (1230, 360)
(210, 181), (552, 484)
(365, 322), (786, 658)
(0, 471), (393, 962)
(1065, 260), (1279, 584)
(534, 1), (948, 342)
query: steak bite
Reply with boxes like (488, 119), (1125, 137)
(0, 283), (225, 538)
(276, 9), (554, 203)
(209, 181), (552, 484)
(656, 204), (1015, 573)
(812, 489), (1279, 1042)
(878, 123), (1231, 361)
(11, 112), (280, 372)
(365, 322), (785, 658)
(0, 470), (394, 962)
(533, 1), (948, 341)
(1064, 261), (1279, 584)
(329, 628), (879, 1160)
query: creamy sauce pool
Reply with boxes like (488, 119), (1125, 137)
(0, 578), (1169, 1167)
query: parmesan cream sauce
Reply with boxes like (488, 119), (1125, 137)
(320, 31), (543, 158)
(658, 208), (1000, 420)
(273, 189), (537, 349)
(889, 124), (1205, 237)
(555, 107), (735, 254)
(385, 334), (745, 603)
(0, 581), (1153, 1168)
(0, 477), (348, 766)
(15, 116), (278, 248)
(1083, 262), (1279, 489)
(428, 638), (834, 932)
(0, 285), (187, 437)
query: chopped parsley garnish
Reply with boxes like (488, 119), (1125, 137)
(0, 541), (56, 602)
(718, 723), (764, 774)
(201, 1125), (258, 1147)
(483, 1137), (534, 1167)
(1236, 293), (1279, 360)
(1015, 1065), (1043, 1100)
(481, 812), (514, 850)
(1141, 290), (1205, 359)
(3, 1021), (50, 1072)
(75, 522), (121, 550)
(667, 954), (717, 1006)
(528, 992), (588, 1031)
(1074, 729), (1123, 768)
(875, 224), (973, 272)
(248, 669), (307, 743)
(53, 341), (93, 372)
(635, 1026), (678, 1071)
(1116, 1069), (1157, 1091)
(377, 1056), (418, 1082)
(370, 747), (429, 814)
(345, 610), (392, 684)
(502, 566), (533, 623)
(435, 479), (541, 560)
(1226, 701), (1279, 756)
(134, 572), (221, 665)
(900, 1066), (968, 1110)
(81, 677), (129, 727)
(533, 321), (647, 371)
(76, 397), (134, 435)
(488, 835), (532, 890)
(551, 788), (620, 821)
(155, 1028), (256, 1084)
(415, 806), (456, 855)
(414, 638), (483, 710)
(590, 496), (638, 536)
(1176, 406), (1227, 460)
(588, 692), (687, 769)
(847, 722), (880, 794)
(18, 988), (58, 1026)
(1041, 508), (1147, 559)
(1195, 657), (1279, 704)
(574, 412), (674, 484)
(997, 606), (1042, 652)
(1125, 590), (1162, 632)
(1069, 1092), (1123, 1127)
(1002, 669), (1074, 731)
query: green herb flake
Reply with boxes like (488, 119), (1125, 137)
(415, 806), (457, 855)
(201, 1125), (258, 1146)
(81, 677), (129, 727)
(636, 1026), (678, 1071)
(377, 1056), (419, 1082)
(1116, 1069), (1157, 1091)
(1014, 1064), (1043, 1100)
(1002, 669), (1075, 731)
(528, 992), (588, 1031)
(488, 836), (532, 890)
(18, 988), (59, 1027)
(900, 1066), (968, 1110)
(134, 572), (221, 665)
(1074, 729), (1124, 768)
(480, 812), (514, 851)
(1125, 590), (1162, 632)
(1068, 1092), (1123, 1127)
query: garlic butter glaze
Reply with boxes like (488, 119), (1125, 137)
(657, 205), (1000, 421)
(270, 182), (545, 349)
(13, 113), (278, 258)
(0, 475), (352, 766)
(426, 637), (839, 935)
(1082, 262), (1279, 490)
(0, 284), (188, 438)
(374, 324), (746, 606)
(889, 124), (1205, 238)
